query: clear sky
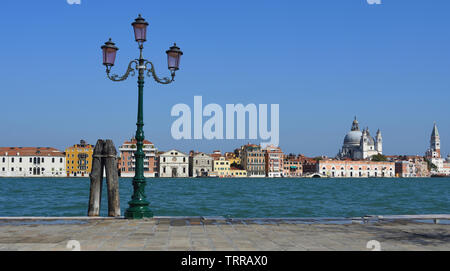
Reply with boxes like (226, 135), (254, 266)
(0, 0), (449, 157)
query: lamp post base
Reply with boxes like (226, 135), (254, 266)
(124, 178), (153, 219)
(124, 204), (153, 219)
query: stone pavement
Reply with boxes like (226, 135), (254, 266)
(0, 217), (449, 251)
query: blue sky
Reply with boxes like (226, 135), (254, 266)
(0, 0), (449, 157)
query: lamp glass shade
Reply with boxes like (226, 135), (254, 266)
(101, 39), (119, 66)
(102, 47), (117, 66)
(166, 44), (183, 71)
(133, 24), (147, 42)
(132, 15), (149, 42)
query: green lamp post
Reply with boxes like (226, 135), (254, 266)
(101, 15), (183, 219)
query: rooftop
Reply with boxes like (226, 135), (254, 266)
(0, 147), (65, 157)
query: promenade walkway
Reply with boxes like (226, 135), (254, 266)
(0, 216), (449, 251)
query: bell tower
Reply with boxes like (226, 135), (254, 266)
(376, 129), (383, 154)
(430, 122), (441, 158)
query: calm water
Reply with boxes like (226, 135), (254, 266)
(0, 178), (449, 218)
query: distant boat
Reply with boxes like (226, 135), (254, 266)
(431, 174), (448, 178)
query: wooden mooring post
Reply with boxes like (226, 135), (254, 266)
(88, 139), (121, 217)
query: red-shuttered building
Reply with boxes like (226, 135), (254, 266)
(118, 138), (158, 177)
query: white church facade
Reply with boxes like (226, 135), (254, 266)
(337, 117), (383, 160)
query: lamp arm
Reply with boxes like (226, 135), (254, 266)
(144, 60), (175, 84)
(106, 60), (139, 82)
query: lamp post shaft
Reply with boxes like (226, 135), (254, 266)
(124, 49), (153, 219)
(102, 15), (182, 219)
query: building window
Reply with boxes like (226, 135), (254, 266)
(19, 158), (22, 163)
(12, 158), (14, 163)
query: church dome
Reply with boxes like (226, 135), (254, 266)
(343, 131), (362, 147)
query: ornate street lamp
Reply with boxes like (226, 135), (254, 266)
(101, 15), (183, 219)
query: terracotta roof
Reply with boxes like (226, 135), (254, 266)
(122, 139), (153, 145)
(0, 147), (65, 157)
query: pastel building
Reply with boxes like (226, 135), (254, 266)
(241, 144), (266, 177)
(282, 154), (303, 177)
(65, 140), (94, 177)
(395, 156), (430, 178)
(213, 157), (230, 177)
(318, 160), (395, 178)
(0, 147), (65, 177)
(159, 150), (189, 178)
(230, 167), (247, 178)
(119, 138), (158, 178)
(264, 145), (284, 177)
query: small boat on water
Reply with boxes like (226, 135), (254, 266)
(431, 174), (448, 178)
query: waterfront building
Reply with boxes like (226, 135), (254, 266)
(159, 149), (189, 178)
(337, 117), (383, 160)
(318, 159), (395, 178)
(264, 145), (284, 177)
(298, 155), (319, 175)
(118, 138), (158, 178)
(394, 156), (430, 178)
(229, 167), (247, 178)
(425, 123), (450, 176)
(189, 152), (213, 177)
(213, 157), (230, 177)
(0, 147), (65, 177)
(65, 140), (93, 177)
(241, 144), (266, 177)
(282, 154), (303, 177)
